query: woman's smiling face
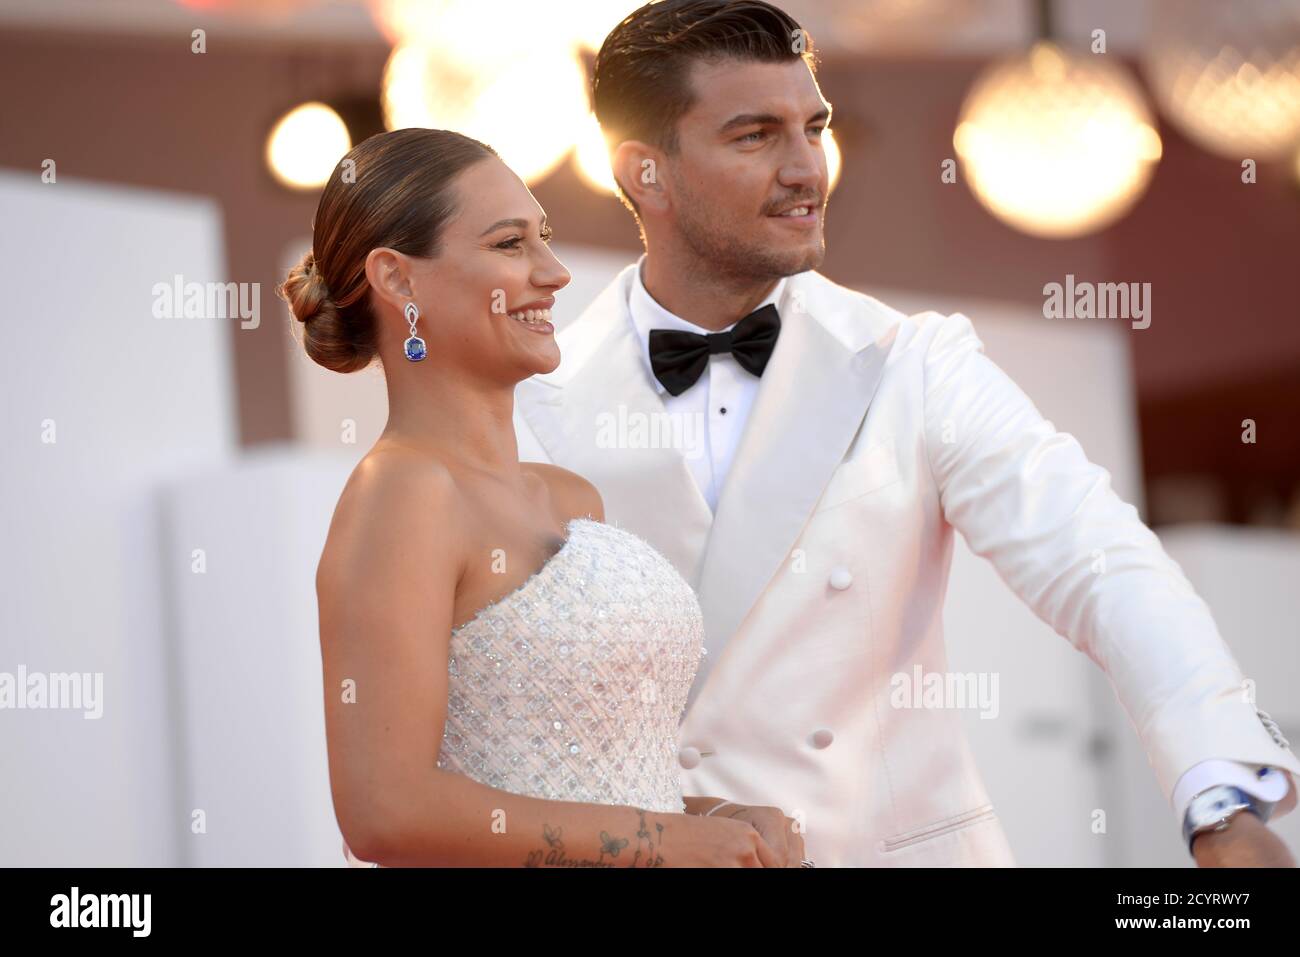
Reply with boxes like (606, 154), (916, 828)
(393, 156), (572, 383)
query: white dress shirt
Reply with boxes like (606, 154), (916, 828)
(628, 255), (786, 513)
(625, 254), (1292, 843)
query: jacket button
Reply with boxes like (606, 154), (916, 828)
(678, 746), (701, 769)
(829, 567), (853, 590)
(811, 728), (835, 749)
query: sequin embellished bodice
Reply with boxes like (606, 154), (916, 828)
(433, 517), (704, 815)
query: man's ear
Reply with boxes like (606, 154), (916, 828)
(613, 139), (669, 215)
(364, 248), (414, 314)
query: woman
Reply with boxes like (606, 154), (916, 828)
(280, 128), (796, 867)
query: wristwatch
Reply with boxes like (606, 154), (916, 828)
(1181, 784), (1270, 856)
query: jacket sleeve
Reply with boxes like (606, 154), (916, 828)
(920, 311), (1300, 806)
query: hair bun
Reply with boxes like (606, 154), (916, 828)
(279, 251), (333, 325)
(277, 250), (372, 373)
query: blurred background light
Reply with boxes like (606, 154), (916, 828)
(367, 0), (504, 45)
(572, 111), (618, 194)
(1144, 0), (1300, 162)
(795, 0), (986, 52)
(565, 0), (636, 53)
(368, 0), (623, 53)
(824, 126), (843, 193)
(381, 40), (590, 185)
(265, 101), (352, 190)
(954, 40), (1162, 239)
(173, 0), (312, 12)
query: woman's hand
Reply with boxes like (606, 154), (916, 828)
(681, 797), (807, 866)
(709, 804), (807, 867)
(663, 811), (782, 867)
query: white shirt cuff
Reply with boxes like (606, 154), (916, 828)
(1172, 759), (1293, 828)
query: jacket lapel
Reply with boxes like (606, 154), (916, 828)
(688, 273), (901, 705)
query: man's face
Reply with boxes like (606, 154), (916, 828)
(665, 57), (831, 281)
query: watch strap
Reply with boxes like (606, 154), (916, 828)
(1182, 784), (1265, 856)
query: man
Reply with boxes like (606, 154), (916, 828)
(513, 0), (1298, 866)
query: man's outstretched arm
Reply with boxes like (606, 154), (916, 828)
(920, 311), (1299, 864)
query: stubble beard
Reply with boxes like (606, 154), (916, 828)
(674, 197), (827, 287)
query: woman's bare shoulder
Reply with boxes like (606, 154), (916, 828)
(521, 462), (604, 523)
(320, 444), (463, 582)
(342, 444), (460, 516)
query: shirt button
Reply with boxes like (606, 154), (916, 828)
(829, 567), (853, 590)
(678, 746), (702, 769)
(719, 407), (727, 414)
(811, 728), (835, 749)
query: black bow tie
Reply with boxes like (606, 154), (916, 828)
(648, 303), (781, 397)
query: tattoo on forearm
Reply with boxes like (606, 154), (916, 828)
(524, 809), (665, 868)
(543, 823), (563, 848)
(630, 808), (665, 868)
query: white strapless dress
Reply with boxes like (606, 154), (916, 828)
(343, 517), (705, 866)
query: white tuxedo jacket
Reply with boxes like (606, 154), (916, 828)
(513, 264), (1300, 866)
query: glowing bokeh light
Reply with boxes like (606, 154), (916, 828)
(382, 41), (590, 185)
(1144, 0), (1300, 161)
(265, 102), (351, 190)
(954, 42), (1162, 239)
(824, 126), (842, 194)
(573, 112), (619, 194)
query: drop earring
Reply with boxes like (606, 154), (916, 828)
(403, 301), (426, 361)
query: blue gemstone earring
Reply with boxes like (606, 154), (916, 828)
(403, 301), (427, 361)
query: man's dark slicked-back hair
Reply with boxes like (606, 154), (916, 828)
(592, 0), (816, 212)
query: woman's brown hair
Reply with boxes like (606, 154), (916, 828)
(279, 128), (498, 373)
